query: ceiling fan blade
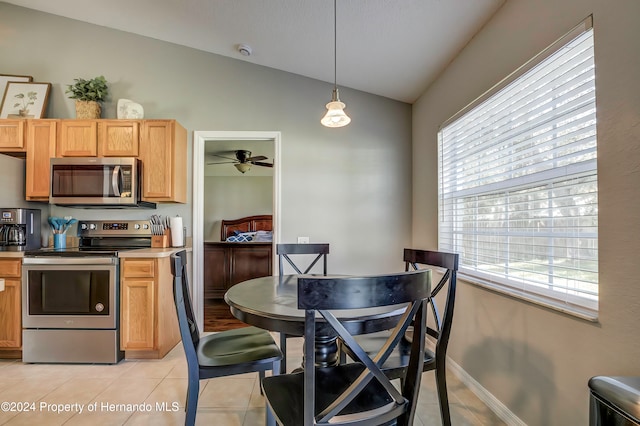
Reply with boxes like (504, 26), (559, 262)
(207, 160), (236, 165)
(253, 161), (273, 168)
(247, 155), (268, 162)
(211, 153), (237, 161)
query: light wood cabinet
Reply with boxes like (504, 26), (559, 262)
(57, 120), (140, 157)
(57, 120), (98, 156)
(0, 258), (22, 358)
(0, 120), (25, 152)
(139, 120), (187, 203)
(120, 257), (180, 359)
(0, 118), (186, 204)
(25, 119), (57, 200)
(98, 120), (139, 156)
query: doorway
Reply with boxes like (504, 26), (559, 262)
(192, 131), (281, 331)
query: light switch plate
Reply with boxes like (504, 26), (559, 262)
(297, 236), (310, 244)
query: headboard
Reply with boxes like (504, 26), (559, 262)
(220, 215), (273, 241)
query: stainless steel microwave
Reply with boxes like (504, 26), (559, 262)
(50, 157), (156, 208)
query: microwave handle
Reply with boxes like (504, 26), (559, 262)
(112, 166), (121, 197)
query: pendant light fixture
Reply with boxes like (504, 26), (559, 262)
(321, 0), (351, 128)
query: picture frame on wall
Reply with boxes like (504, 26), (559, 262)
(0, 74), (33, 105)
(0, 81), (51, 119)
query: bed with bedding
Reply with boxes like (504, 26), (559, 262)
(205, 215), (273, 299)
(220, 214), (273, 242)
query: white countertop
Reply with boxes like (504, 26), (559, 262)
(118, 246), (192, 258)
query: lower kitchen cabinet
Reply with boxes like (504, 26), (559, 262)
(204, 242), (272, 299)
(0, 259), (22, 358)
(120, 257), (180, 359)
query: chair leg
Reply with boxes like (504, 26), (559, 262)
(266, 403), (276, 426)
(279, 332), (287, 374)
(259, 370), (265, 395)
(185, 376), (200, 426)
(435, 364), (451, 426)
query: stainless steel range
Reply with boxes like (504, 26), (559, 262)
(22, 220), (152, 364)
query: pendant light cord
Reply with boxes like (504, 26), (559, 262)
(333, 0), (337, 92)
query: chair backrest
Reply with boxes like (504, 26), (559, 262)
(277, 243), (329, 276)
(170, 250), (201, 369)
(403, 249), (459, 355)
(298, 270), (431, 425)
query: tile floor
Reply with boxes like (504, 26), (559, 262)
(0, 336), (506, 425)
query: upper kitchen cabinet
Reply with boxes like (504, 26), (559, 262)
(25, 119), (57, 201)
(57, 120), (140, 157)
(139, 120), (187, 203)
(0, 120), (26, 152)
(98, 120), (139, 156)
(57, 120), (97, 156)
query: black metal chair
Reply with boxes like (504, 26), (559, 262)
(342, 249), (459, 426)
(170, 250), (283, 426)
(261, 269), (431, 426)
(276, 243), (329, 373)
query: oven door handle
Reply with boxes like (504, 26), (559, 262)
(112, 166), (121, 197)
(22, 257), (118, 265)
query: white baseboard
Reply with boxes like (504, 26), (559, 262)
(447, 357), (527, 426)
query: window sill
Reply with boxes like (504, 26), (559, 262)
(460, 276), (599, 322)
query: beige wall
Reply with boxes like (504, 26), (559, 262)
(0, 3), (412, 275)
(203, 176), (273, 242)
(413, 0), (640, 424)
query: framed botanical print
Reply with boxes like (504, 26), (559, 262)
(0, 74), (33, 107)
(0, 81), (51, 119)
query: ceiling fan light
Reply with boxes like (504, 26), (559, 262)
(321, 100), (351, 127)
(234, 163), (252, 173)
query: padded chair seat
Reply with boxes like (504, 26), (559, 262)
(589, 376), (640, 421)
(198, 326), (282, 367)
(262, 363), (402, 426)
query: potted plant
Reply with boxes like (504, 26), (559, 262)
(65, 75), (109, 119)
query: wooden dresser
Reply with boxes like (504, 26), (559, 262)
(204, 242), (272, 299)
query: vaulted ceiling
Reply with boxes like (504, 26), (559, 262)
(2, 0), (505, 103)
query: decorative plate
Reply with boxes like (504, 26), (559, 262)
(117, 99), (144, 119)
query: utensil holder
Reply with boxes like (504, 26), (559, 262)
(53, 233), (66, 249)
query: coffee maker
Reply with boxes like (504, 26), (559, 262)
(0, 208), (41, 251)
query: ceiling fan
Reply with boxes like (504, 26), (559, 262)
(207, 149), (273, 174)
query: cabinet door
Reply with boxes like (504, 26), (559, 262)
(204, 245), (229, 299)
(0, 120), (25, 151)
(139, 120), (187, 202)
(229, 246), (273, 287)
(120, 277), (155, 350)
(57, 120), (98, 156)
(0, 279), (21, 349)
(98, 120), (139, 156)
(25, 120), (57, 200)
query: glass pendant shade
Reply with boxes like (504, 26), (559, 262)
(321, 88), (351, 127)
(234, 163), (251, 173)
(321, 0), (351, 128)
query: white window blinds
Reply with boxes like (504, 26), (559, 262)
(438, 18), (598, 318)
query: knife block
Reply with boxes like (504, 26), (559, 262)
(151, 229), (172, 248)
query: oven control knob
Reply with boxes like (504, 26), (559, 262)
(134, 223), (140, 230)
(95, 303), (104, 312)
(80, 223), (88, 230)
(89, 224), (97, 230)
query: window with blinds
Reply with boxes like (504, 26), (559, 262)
(437, 17), (598, 318)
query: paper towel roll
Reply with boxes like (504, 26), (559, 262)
(169, 216), (184, 247)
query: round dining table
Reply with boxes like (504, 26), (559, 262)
(224, 275), (410, 367)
